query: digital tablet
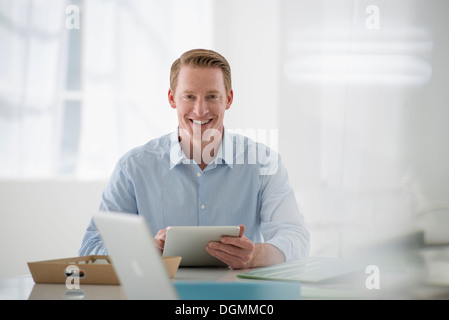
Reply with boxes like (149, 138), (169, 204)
(162, 226), (240, 267)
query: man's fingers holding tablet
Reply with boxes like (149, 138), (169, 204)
(153, 227), (169, 252)
(206, 228), (256, 269)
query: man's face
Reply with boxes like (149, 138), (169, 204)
(168, 65), (233, 144)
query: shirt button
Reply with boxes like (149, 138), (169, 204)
(197, 172), (201, 177)
(200, 204), (206, 210)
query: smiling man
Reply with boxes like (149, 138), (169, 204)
(79, 49), (309, 268)
(168, 54), (232, 171)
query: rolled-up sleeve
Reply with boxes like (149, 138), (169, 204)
(259, 155), (310, 262)
(78, 219), (109, 256)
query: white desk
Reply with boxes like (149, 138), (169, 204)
(0, 266), (440, 300)
(0, 268), (254, 300)
(0, 267), (351, 300)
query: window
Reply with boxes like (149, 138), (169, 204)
(0, 0), (213, 179)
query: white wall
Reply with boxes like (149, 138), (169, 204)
(0, 180), (107, 279)
(404, 0), (449, 245)
(278, 0), (449, 256)
(213, 0), (280, 133)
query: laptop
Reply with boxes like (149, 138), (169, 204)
(93, 211), (302, 300)
(94, 211), (178, 299)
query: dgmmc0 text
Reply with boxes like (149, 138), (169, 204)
(175, 304), (274, 317)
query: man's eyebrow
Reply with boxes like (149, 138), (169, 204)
(181, 90), (221, 94)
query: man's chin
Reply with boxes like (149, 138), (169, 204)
(179, 123), (223, 139)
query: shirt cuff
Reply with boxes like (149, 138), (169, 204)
(265, 235), (309, 263)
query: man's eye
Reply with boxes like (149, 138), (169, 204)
(208, 95), (218, 100)
(185, 95), (194, 100)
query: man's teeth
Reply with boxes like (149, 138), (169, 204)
(192, 119), (211, 125)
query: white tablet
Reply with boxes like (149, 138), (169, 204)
(162, 226), (240, 267)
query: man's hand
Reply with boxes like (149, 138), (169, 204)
(205, 225), (256, 269)
(153, 227), (168, 254)
(156, 224), (286, 268)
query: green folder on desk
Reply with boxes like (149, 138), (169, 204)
(174, 281), (301, 300)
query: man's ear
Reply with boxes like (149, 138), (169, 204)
(168, 89), (176, 109)
(225, 89), (233, 110)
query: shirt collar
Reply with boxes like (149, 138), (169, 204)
(169, 127), (234, 170)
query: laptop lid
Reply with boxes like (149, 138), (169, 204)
(93, 211), (178, 300)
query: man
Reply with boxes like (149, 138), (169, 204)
(79, 49), (309, 269)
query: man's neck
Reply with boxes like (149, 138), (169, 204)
(179, 129), (223, 171)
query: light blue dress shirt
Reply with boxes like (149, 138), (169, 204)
(79, 128), (309, 262)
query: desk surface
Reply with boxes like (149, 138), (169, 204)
(0, 267), (358, 300)
(0, 268), (236, 300)
(0, 266), (438, 300)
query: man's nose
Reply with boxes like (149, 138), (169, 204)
(193, 98), (209, 116)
